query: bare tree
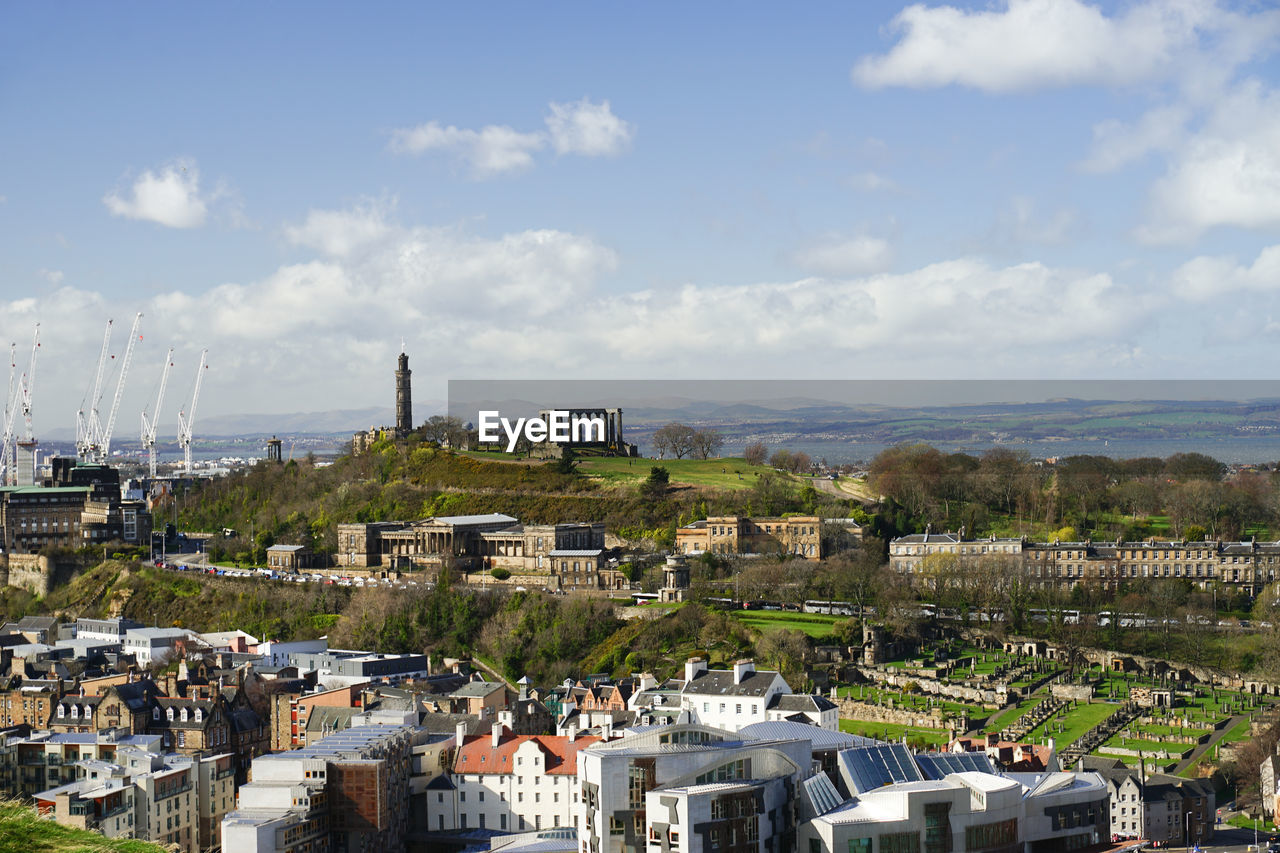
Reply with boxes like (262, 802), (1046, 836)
(743, 441), (768, 466)
(691, 428), (725, 460)
(652, 423), (697, 459)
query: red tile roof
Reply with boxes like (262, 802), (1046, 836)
(454, 734), (601, 776)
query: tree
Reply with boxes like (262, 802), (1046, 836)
(691, 428), (725, 460)
(755, 628), (809, 677)
(743, 441), (768, 465)
(640, 466), (670, 501)
(424, 415), (468, 449)
(652, 423), (697, 459)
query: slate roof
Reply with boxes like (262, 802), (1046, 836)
(683, 668), (782, 698)
(773, 694), (836, 713)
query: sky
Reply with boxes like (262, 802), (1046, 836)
(3, 0), (1280, 436)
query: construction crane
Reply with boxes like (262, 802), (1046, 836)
(13, 325), (40, 485)
(77, 319), (113, 460)
(140, 347), (174, 478)
(177, 349), (208, 475)
(1, 344), (16, 486)
(94, 312), (142, 462)
(20, 324), (39, 443)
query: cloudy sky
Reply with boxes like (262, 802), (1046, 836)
(3, 0), (1280, 434)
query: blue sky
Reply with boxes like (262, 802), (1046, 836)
(2, 0), (1280, 434)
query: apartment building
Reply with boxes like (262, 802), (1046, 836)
(679, 659), (793, 733)
(431, 723), (600, 833)
(578, 723), (812, 853)
(890, 530), (1280, 594)
(222, 725), (416, 853)
(676, 516), (824, 560)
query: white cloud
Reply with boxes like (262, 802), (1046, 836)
(853, 0), (1218, 92)
(545, 98), (634, 156)
(284, 200), (394, 257)
(387, 122), (546, 177)
(37, 269), (64, 285)
(1080, 105), (1190, 173)
(791, 234), (893, 275)
(1171, 244), (1280, 301)
(103, 159), (209, 228)
(1137, 82), (1280, 243)
(389, 99), (633, 177)
(580, 258), (1146, 374)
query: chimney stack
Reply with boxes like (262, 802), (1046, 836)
(684, 657), (707, 684)
(455, 720), (467, 747)
(492, 720), (504, 748)
(567, 723), (576, 743)
(733, 660), (755, 684)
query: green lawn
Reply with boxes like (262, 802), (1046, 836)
(1102, 733), (1190, 756)
(577, 456), (800, 490)
(838, 719), (952, 748)
(1022, 701), (1119, 747)
(732, 611), (843, 638)
(984, 697), (1045, 733)
(1228, 815), (1279, 833)
(1222, 718), (1253, 743)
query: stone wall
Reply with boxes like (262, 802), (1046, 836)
(856, 666), (1009, 707)
(1050, 683), (1095, 702)
(836, 699), (952, 730)
(0, 553), (79, 596)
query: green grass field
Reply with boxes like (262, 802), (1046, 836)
(838, 719), (952, 748)
(731, 610), (843, 638)
(1021, 701), (1119, 747)
(984, 697), (1045, 733)
(577, 456), (798, 490)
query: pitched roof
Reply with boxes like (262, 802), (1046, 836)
(454, 734), (600, 776)
(683, 668), (782, 698)
(774, 694), (836, 713)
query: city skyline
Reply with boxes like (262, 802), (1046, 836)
(3, 1), (1280, 433)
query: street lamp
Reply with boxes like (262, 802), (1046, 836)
(1185, 810), (1192, 853)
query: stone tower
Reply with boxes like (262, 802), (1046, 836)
(395, 351), (412, 437)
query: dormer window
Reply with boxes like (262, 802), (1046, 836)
(70, 705), (79, 719)
(180, 708), (188, 722)
(193, 708), (202, 723)
(166, 707), (174, 722)
(152, 707), (160, 720)
(57, 705), (65, 718)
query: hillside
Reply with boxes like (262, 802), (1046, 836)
(176, 438), (855, 558)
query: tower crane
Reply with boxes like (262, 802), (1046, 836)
(21, 324), (38, 443)
(77, 319), (113, 460)
(14, 324), (40, 485)
(177, 349), (208, 475)
(94, 312), (142, 462)
(1, 344), (17, 486)
(141, 347), (174, 478)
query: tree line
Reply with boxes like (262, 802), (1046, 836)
(867, 444), (1277, 540)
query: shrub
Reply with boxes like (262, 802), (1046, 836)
(490, 568), (511, 581)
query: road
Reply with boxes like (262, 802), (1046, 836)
(1171, 714), (1249, 776)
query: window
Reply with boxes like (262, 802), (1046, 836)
(848, 840), (871, 853)
(880, 833), (920, 853)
